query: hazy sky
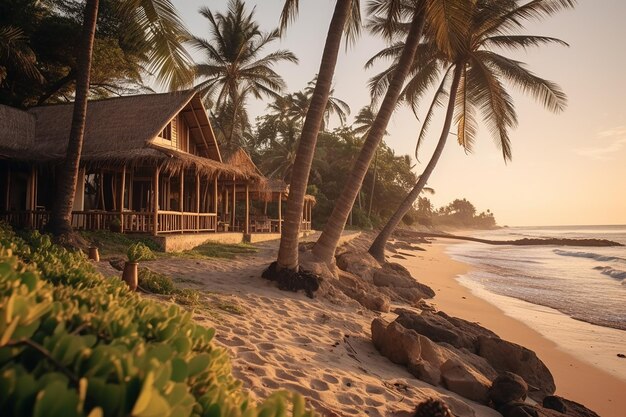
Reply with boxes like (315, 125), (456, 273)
(173, 0), (626, 226)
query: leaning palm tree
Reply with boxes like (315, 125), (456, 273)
(48, 0), (195, 238)
(352, 104), (383, 217)
(310, 0), (432, 265)
(312, 0), (575, 265)
(275, 0), (361, 272)
(191, 0), (298, 148)
(368, 0), (574, 261)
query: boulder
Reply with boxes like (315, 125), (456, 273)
(373, 270), (435, 298)
(407, 360), (441, 386)
(371, 319), (422, 365)
(478, 336), (555, 401)
(335, 270), (390, 312)
(543, 396), (600, 417)
(382, 262), (413, 277)
(335, 250), (380, 282)
(489, 372), (528, 406)
(395, 310), (475, 350)
(440, 358), (491, 403)
(498, 403), (540, 417)
(436, 311), (500, 345)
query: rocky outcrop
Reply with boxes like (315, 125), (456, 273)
(371, 318), (497, 403)
(335, 270), (390, 313)
(440, 358), (491, 403)
(335, 250), (380, 282)
(394, 309), (498, 353)
(542, 396), (600, 417)
(478, 336), (555, 401)
(489, 372), (528, 406)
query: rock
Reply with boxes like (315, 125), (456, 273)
(371, 319), (422, 365)
(335, 250), (380, 282)
(373, 270), (436, 298)
(261, 261), (321, 298)
(436, 311), (500, 346)
(543, 396), (600, 417)
(440, 358), (491, 403)
(413, 398), (453, 417)
(383, 262), (413, 277)
(407, 360), (441, 386)
(543, 396), (567, 413)
(617, 353), (625, 358)
(335, 270), (390, 312)
(489, 372), (528, 406)
(478, 336), (555, 401)
(396, 310), (476, 350)
(498, 403), (540, 417)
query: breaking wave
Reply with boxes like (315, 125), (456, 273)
(553, 249), (626, 263)
(593, 266), (626, 281)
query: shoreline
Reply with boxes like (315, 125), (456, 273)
(396, 241), (626, 417)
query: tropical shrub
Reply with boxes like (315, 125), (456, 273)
(127, 242), (155, 263)
(0, 225), (317, 417)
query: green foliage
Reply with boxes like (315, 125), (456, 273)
(80, 231), (161, 259)
(0, 224), (318, 417)
(127, 242), (156, 263)
(172, 242), (257, 260)
(138, 269), (200, 307)
(416, 197), (497, 229)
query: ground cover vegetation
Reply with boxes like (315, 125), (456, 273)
(0, 223), (317, 417)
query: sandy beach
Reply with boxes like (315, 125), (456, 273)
(94, 235), (625, 417)
(398, 241), (626, 417)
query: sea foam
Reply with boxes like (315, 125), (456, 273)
(553, 249), (626, 263)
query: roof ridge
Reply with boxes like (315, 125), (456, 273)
(27, 89), (196, 110)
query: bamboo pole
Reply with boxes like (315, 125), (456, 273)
(119, 165), (126, 233)
(5, 168), (10, 211)
(152, 166), (159, 235)
(244, 183), (250, 235)
(213, 177), (218, 214)
(231, 176), (236, 230)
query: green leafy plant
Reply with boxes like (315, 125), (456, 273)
(127, 242), (155, 263)
(0, 224), (319, 417)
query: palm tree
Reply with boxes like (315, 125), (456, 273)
(275, 0), (361, 271)
(191, 0), (298, 150)
(352, 104), (382, 217)
(0, 25), (44, 85)
(310, 0), (430, 265)
(48, 0), (195, 238)
(368, 0), (574, 261)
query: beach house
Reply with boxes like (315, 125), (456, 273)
(0, 90), (314, 250)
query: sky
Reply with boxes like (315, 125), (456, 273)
(172, 0), (626, 227)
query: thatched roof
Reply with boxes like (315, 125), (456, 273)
(0, 105), (35, 158)
(224, 148), (264, 177)
(0, 91), (260, 180)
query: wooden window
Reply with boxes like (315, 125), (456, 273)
(159, 122), (172, 140)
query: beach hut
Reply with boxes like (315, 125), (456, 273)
(0, 90), (314, 248)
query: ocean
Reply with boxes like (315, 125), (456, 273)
(446, 225), (626, 331)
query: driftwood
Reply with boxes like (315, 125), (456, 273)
(401, 231), (623, 247)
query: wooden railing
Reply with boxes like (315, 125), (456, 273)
(156, 211), (217, 233)
(0, 211), (50, 230)
(71, 211), (119, 231)
(301, 220), (312, 231)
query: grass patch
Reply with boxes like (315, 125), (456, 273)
(171, 241), (257, 260)
(138, 268), (201, 306)
(80, 230), (161, 258)
(217, 302), (246, 315)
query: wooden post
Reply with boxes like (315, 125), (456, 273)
(152, 166), (159, 236)
(119, 165), (126, 233)
(231, 176), (236, 230)
(278, 192), (282, 234)
(213, 176), (218, 214)
(244, 183), (250, 235)
(309, 201), (313, 230)
(196, 171), (200, 232)
(180, 170), (184, 233)
(5, 168), (10, 211)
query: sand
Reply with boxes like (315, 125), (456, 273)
(397, 241), (626, 417)
(96, 237), (499, 417)
(97, 235), (625, 417)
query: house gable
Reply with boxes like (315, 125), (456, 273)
(151, 94), (222, 162)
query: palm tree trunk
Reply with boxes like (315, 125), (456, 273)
(47, 0), (99, 236)
(368, 65), (463, 262)
(276, 0), (353, 271)
(312, 10), (426, 264)
(368, 148), (378, 217)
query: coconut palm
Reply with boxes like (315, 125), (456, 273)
(48, 0), (196, 237)
(352, 104), (383, 217)
(191, 0), (298, 148)
(310, 0), (431, 265)
(0, 25), (44, 84)
(368, 0), (574, 261)
(275, 0), (361, 271)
